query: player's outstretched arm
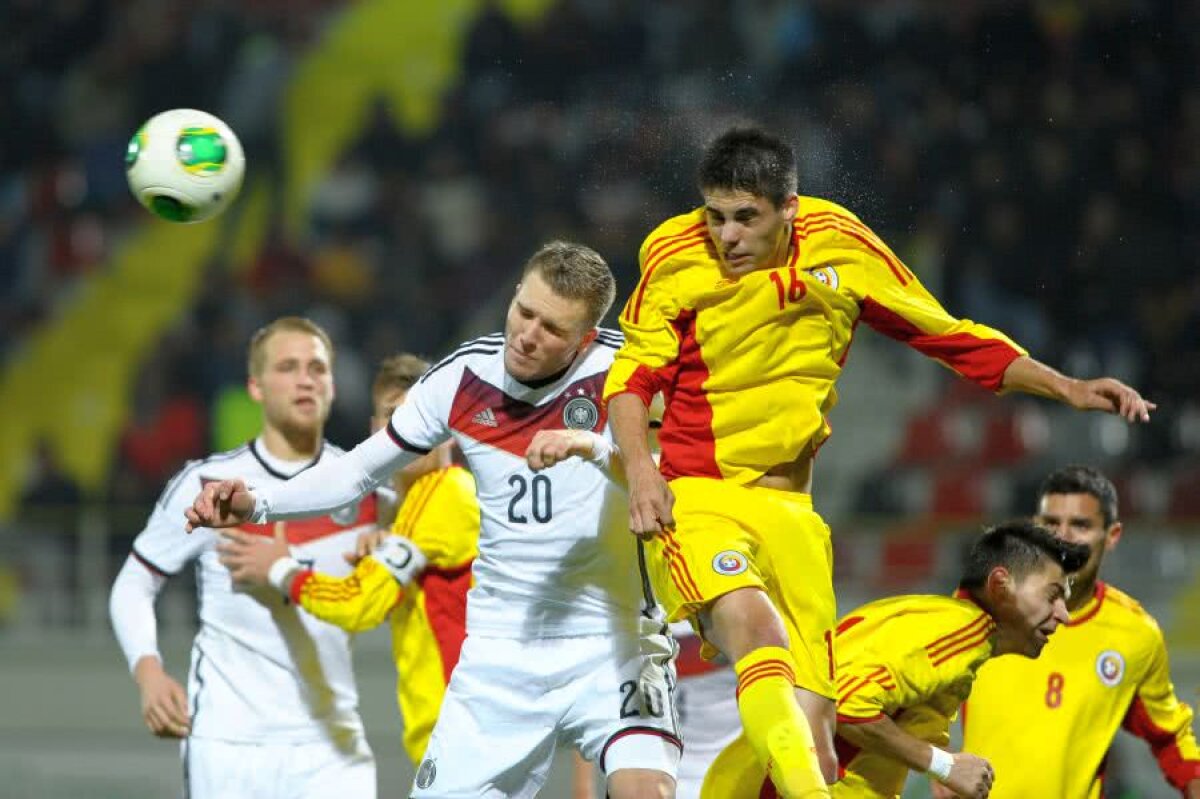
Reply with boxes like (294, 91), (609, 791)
(608, 392), (674, 538)
(218, 525), (422, 632)
(184, 430), (419, 532)
(838, 716), (994, 798)
(1001, 356), (1155, 422)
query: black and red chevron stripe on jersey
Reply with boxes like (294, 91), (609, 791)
(447, 367), (607, 457)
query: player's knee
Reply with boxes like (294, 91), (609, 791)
(606, 768), (675, 799)
(704, 588), (790, 660)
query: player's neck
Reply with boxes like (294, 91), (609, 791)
(1066, 576), (1099, 613)
(259, 426), (321, 462)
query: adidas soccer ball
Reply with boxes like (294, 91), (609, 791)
(125, 109), (245, 223)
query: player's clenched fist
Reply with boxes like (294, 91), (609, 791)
(942, 752), (994, 798)
(525, 429), (598, 471)
(184, 478), (256, 532)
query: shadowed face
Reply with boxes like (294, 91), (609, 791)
(702, 188), (797, 276)
(503, 269), (597, 382)
(990, 558), (1072, 658)
(1036, 492), (1119, 601)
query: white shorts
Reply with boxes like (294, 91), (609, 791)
(411, 633), (682, 798)
(183, 735), (375, 799)
(674, 668), (741, 799)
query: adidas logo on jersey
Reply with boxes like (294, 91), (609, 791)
(472, 408), (499, 427)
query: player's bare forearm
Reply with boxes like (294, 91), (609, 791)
(608, 393), (674, 535)
(836, 716), (936, 774)
(1000, 355), (1155, 422)
(608, 393), (656, 473)
(1186, 778), (1200, 799)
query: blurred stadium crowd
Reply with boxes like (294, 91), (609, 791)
(3, 0), (1198, 516)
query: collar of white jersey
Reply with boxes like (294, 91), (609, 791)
(249, 437), (325, 480)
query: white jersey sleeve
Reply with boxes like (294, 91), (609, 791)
(109, 555), (166, 672)
(253, 430), (416, 522)
(385, 348), (459, 452)
(110, 460), (210, 672)
(133, 460), (211, 575)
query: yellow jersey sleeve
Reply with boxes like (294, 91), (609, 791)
(604, 214), (704, 406)
(798, 202), (1027, 391)
(291, 555), (403, 633)
(393, 466), (479, 570)
(1121, 619), (1200, 789)
(837, 596), (995, 726)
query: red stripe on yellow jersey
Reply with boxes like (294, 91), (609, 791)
(604, 196), (1026, 486)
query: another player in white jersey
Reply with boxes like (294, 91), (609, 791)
(187, 242), (681, 799)
(109, 317), (376, 799)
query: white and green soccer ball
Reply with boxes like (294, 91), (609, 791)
(125, 109), (245, 223)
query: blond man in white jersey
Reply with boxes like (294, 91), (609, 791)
(109, 317), (377, 799)
(187, 242), (681, 799)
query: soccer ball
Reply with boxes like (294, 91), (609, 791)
(125, 109), (245, 223)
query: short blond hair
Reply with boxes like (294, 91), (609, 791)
(372, 353), (431, 399)
(247, 316), (334, 377)
(521, 241), (616, 329)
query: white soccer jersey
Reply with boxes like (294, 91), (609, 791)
(387, 329), (649, 639)
(129, 439), (375, 745)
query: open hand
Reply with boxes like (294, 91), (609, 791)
(134, 657), (190, 738)
(626, 463), (675, 539)
(1066, 377), (1155, 422)
(217, 524), (289, 588)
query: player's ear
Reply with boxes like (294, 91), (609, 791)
(578, 327), (598, 353)
(985, 565), (1014, 603)
(782, 192), (799, 222)
(1105, 521), (1123, 552)
(247, 375), (264, 403)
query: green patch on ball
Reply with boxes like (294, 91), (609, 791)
(150, 195), (195, 222)
(125, 128), (146, 170)
(176, 127), (228, 175)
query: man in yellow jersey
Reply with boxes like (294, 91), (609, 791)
(603, 125), (1155, 798)
(937, 466), (1200, 799)
(830, 520), (1086, 799)
(691, 520), (1087, 799)
(218, 353), (480, 766)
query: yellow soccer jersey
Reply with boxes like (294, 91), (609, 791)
(290, 466), (479, 764)
(963, 581), (1200, 798)
(833, 594), (997, 799)
(604, 198), (1026, 485)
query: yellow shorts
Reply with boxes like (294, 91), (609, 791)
(646, 476), (836, 699)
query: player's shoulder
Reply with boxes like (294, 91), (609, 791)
(156, 443), (251, 507)
(418, 332), (505, 385)
(638, 208), (710, 271)
(590, 326), (624, 354)
(794, 194), (864, 225)
(1099, 582), (1164, 639)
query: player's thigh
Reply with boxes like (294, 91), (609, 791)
(183, 738), (259, 799)
(650, 478), (765, 634)
(411, 636), (558, 799)
(292, 737), (376, 799)
(184, 738), (282, 799)
(755, 499), (836, 700)
(566, 635), (682, 782)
